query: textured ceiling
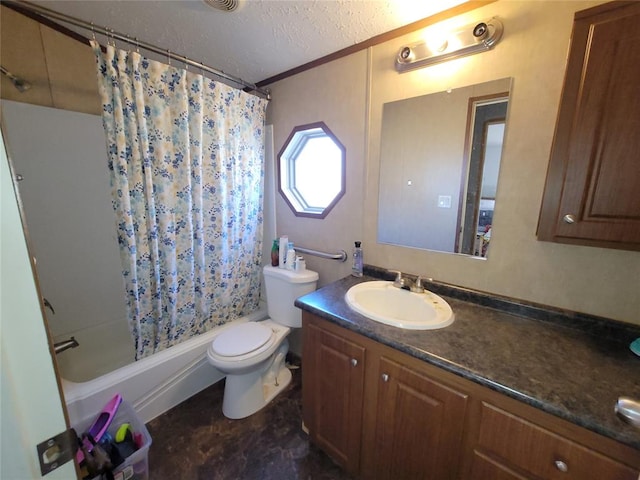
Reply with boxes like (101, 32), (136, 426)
(28, 0), (468, 85)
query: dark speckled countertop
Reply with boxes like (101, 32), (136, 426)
(294, 270), (640, 451)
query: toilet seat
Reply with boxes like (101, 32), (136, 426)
(211, 322), (273, 357)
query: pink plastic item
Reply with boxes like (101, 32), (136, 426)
(75, 393), (123, 465)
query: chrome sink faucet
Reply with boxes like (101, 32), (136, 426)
(410, 276), (425, 293)
(389, 270), (426, 293)
(389, 270), (406, 288)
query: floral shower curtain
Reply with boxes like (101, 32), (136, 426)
(92, 42), (268, 359)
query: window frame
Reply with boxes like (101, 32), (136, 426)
(277, 121), (346, 219)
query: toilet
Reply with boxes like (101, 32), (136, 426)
(207, 265), (319, 419)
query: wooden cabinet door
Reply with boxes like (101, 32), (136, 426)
(469, 452), (530, 480)
(302, 318), (366, 475)
(538, 2), (640, 250)
(471, 402), (639, 480)
(372, 356), (468, 480)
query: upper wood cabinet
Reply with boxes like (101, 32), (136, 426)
(538, 2), (640, 250)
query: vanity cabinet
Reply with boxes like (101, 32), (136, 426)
(302, 312), (640, 479)
(302, 318), (366, 475)
(538, 2), (640, 250)
(470, 402), (638, 480)
(369, 356), (468, 479)
(303, 312), (470, 479)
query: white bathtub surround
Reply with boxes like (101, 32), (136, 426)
(63, 306), (267, 426)
(54, 315), (134, 383)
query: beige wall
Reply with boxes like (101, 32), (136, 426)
(4, 1), (638, 325)
(267, 0), (640, 325)
(267, 51), (369, 286)
(0, 6), (99, 115)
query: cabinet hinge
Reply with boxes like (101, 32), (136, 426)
(36, 428), (77, 476)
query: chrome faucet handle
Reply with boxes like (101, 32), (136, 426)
(388, 270), (405, 288)
(411, 275), (425, 293)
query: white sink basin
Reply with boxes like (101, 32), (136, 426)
(345, 281), (454, 330)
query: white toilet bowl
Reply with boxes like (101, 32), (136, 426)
(206, 265), (318, 419)
(206, 319), (292, 419)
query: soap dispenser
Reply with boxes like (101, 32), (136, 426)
(352, 241), (363, 277)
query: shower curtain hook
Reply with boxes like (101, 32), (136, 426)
(167, 50), (171, 66)
(90, 22), (96, 42)
(135, 37), (140, 53)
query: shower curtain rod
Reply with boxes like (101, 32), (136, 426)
(4, 0), (271, 99)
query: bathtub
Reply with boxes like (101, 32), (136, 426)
(62, 305), (268, 426)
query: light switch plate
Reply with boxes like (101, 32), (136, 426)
(438, 195), (452, 208)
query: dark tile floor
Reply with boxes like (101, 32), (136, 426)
(146, 365), (352, 479)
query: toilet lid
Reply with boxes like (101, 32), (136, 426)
(211, 323), (273, 357)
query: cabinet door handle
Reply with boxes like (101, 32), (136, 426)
(350, 358), (358, 367)
(554, 460), (569, 473)
(381, 373), (389, 382)
(562, 214), (576, 224)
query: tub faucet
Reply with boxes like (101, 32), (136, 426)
(54, 336), (79, 354)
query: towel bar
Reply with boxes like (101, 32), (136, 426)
(294, 246), (347, 262)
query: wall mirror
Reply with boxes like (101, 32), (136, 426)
(377, 77), (512, 258)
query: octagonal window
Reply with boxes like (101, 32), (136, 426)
(278, 122), (346, 218)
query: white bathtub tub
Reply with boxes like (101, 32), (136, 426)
(62, 305), (268, 426)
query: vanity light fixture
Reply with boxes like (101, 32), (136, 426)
(395, 17), (503, 72)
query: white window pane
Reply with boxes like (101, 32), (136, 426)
(295, 137), (342, 208)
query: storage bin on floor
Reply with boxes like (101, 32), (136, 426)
(74, 400), (152, 480)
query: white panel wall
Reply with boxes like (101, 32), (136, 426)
(2, 101), (128, 341)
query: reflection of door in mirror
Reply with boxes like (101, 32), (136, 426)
(457, 96), (508, 257)
(377, 78), (511, 257)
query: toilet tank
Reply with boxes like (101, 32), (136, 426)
(263, 265), (318, 328)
